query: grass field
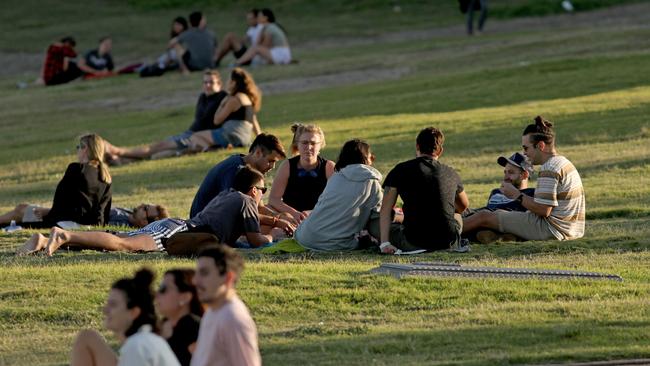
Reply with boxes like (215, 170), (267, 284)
(1, 1), (649, 365)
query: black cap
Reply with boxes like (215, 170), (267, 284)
(497, 152), (533, 174)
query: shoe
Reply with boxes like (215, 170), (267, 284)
(450, 238), (471, 253)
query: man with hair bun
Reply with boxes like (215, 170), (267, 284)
(462, 116), (586, 242)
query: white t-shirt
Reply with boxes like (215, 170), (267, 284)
(246, 24), (263, 46)
(118, 325), (180, 366)
(191, 296), (261, 366)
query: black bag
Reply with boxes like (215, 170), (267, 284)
(165, 232), (220, 256)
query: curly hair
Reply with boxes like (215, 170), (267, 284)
(230, 67), (261, 112)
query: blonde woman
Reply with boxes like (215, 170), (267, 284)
(268, 123), (335, 223)
(3, 133), (112, 228)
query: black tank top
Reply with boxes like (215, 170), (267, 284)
(283, 155), (328, 212)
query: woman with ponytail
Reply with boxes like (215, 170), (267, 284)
(70, 268), (180, 366)
(0, 133), (112, 228)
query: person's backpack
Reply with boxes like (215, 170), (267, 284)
(165, 232), (220, 256)
(459, 0), (482, 13)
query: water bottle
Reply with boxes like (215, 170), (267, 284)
(3, 220), (23, 233)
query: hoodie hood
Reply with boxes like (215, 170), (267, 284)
(339, 164), (382, 182)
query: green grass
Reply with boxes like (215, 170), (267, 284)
(1, 1), (650, 365)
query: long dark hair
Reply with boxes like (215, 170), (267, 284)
(230, 67), (261, 112)
(170, 16), (188, 38)
(165, 268), (204, 317)
(112, 268), (157, 337)
(335, 139), (372, 171)
(261, 8), (287, 35)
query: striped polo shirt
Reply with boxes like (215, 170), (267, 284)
(534, 155), (585, 240)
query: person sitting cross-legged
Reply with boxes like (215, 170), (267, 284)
(376, 127), (470, 254)
(16, 166), (282, 256)
(462, 116), (586, 242)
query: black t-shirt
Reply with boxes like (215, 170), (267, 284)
(166, 314), (201, 366)
(188, 90), (228, 132)
(84, 49), (114, 71)
(43, 162), (112, 226)
(383, 156), (464, 250)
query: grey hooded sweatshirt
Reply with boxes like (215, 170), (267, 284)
(294, 163), (382, 251)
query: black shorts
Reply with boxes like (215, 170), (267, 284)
(233, 46), (251, 65)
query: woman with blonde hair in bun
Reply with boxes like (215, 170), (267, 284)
(268, 123), (335, 223)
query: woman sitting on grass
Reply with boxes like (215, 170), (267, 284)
(70, 268), (180, 366)
(293, 139), (383, 251)
(235, 8), (292, 65)
(1, 134), (112, 228)
(155, 269), (203, 366)
(268, 123), (335, 223)
(182, 67), (262, 153)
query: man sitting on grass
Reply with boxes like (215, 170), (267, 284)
(462, 152), (535, 243)
(376, 127), (470, 254)
(103, 70), (228, 164)
(462, 116), (585, 242)
(17, 166), (282, 256)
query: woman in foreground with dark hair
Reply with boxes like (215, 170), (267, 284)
(70, 268), (180, 366)
(293, 139), (383, 251)
(155, 269), (203, 366)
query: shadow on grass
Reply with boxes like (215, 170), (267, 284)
(260, 320), (650, 366)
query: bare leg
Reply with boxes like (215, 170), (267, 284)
(0, 204), (29, 225)
(174, 44), (190, 75)
(215, 32), (244, 64)
(46, 227), (158, 256)
(70, 329), (118, 366)
(16, 233), (48, 256)
(187, 130), (216, 152)
(462, 210), (499, 234)
(235, 46), (265, 65)
(120, 140), (177, 159)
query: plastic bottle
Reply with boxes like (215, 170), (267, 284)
(3, 220), (23, 233)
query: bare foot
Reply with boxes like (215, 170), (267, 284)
(45, 227), (69, 256)
(16, 233), (48, 256)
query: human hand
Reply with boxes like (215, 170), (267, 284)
(500, 182), (519, 199)
(275, 218), (296, 236)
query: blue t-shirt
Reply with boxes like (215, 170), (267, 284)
(189, 154), (246, 218)
(486, 188), (535, 211)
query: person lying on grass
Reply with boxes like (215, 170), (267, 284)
(69, 268), (180, 366)
(1, 203), (169, 229)
(103, 69), (227, 164)
(17, 166), (285, 256)
(267, 123), (335, 224)
(462, 116), (585, 242)
(461, 152), (535, 243)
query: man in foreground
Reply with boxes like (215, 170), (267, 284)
(191, 245), (261, 366)
(377, 127), (469, 254)
(462, 116), (585, 241)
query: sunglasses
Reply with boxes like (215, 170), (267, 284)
(255, 186), (267, 194)
(157, 284), (168, 294)
(76, 144), (85, 150)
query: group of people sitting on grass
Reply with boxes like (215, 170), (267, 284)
(11, 114), (586, 257)
(37, 8), (291, 86)
(70, 246), (261, 366)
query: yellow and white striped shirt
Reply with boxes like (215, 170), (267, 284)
(534, 155), (585, 240)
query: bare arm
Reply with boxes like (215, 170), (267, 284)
(244, 232), (273, 247)
(379, 187), (398, 244)
(324, 160), (336, 179)
(267, 161), (304, 222)
(501, 182), (552, 217)
(76, 58), (101, 74)
(455, 190), (469, 214)
(251, 114), (262, 136)
(213, 96), (240, 127)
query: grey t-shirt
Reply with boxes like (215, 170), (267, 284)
(177, 28), (216, 70)
(188, 189), (260, 245)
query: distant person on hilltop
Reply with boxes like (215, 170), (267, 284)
(235, 8), (292, 66)
(78, 36), (115, 79)
(36, 36), (82, 86)
(214, 8), (263, 67)
(462, 116), (586, 242)
(461, 0), (488, 35)
(170, 11), (217, 74)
